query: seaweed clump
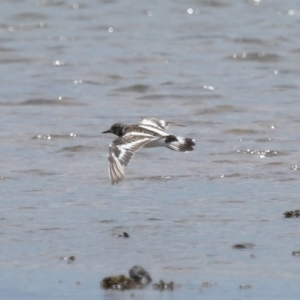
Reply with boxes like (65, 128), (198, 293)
(153, 280), (175, 291)
(101, 265), (152, 290)
(100, 265), (178, 291)
(283, 210), (300, 218)
(101, 275), (137, 290)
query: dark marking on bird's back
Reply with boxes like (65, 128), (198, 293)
(165, 135), (178, 143)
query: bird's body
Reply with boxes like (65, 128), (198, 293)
(102, 118), (195, 184)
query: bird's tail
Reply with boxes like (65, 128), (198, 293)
(166, 135), (195, 152)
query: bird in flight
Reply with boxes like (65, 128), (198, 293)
(102, 117), (195, 185)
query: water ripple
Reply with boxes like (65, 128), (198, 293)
(32, 133), (77, 140)
(230, 52), (281, 62)
(236, 149), (282, 158)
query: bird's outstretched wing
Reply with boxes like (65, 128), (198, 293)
(139, 117), (184, 131)
(108, 135), (159, 185)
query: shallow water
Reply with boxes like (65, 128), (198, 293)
(1, 0), (300, 299)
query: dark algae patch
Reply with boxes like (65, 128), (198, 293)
(101, 275), (137, 290)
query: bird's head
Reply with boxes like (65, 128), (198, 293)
(102, 123), (126, 137)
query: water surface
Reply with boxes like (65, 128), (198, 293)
(1, 0), (300, 299)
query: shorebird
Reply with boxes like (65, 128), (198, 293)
(102, 117), (195, 184)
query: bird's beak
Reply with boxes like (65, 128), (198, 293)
(102, 129), (112, 134)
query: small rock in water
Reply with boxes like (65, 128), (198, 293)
(232, 243), (255, 249)
(129, 265), (152, 287)
(119, 232), (130, 238)
(60, 255), (75, 263)
(68, 256), (75, 261)
(292, 251), (300, 257)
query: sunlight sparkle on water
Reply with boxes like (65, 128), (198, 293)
(187, 8), (200, 15)
(53, 60), (64, 66)
(37, 134), (51, 140)
(253, 0), (262, 5)
(203, 85), (215, 90)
